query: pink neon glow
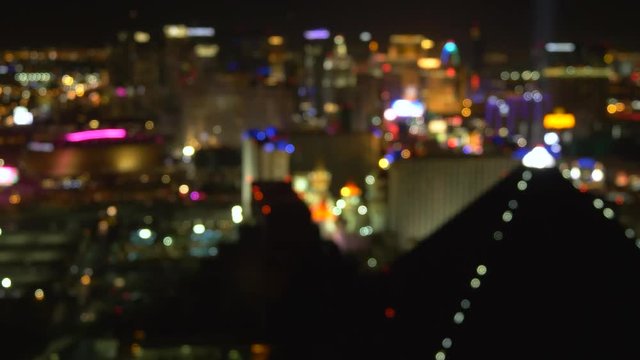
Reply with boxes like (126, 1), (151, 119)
(189, 191), (201, 201)
(65, 129), (127, 142)
(0, 166), (19, 186)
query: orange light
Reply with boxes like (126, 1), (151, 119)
(606, 104), (617, 114)
(80, 274), (91, 286)
(8, 194), (21, 205)
(401, 149), (411, 159)
(461, 107), (472, 117)
(369, 41), (379, 52)
(251, 344), (270, 355)
(261, 205), (271, 215)
(311, 202), (333, 222)
(268, 36), (284, 46)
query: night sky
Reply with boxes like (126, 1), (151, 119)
(2, 0), (640, 51)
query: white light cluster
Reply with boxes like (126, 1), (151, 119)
(231, 205), (243, 224)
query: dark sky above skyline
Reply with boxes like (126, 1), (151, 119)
(2, 0), (640, 52)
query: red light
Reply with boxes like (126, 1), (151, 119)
(261, 205), (272, 215)
(447, 138), (458, 148)
(446, 67), (456, 77)
(615, 195), (624, 205)
(471, 73), (481, 90)
(382, 63), (392, 73)
(579, 184), (588, 193)
(254, 191), (264, 201)
(385, 307), (396, 319)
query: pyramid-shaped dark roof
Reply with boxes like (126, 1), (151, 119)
(377, 167), (640, 359)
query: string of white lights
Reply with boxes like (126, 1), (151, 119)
(432, 169), (532, 360)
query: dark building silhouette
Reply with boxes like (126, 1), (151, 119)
(357, 167), (640, 359)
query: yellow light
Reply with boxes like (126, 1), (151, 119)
(178, 184), (190, 195)
(421, 39), (435, 50)
(323, 102), (339, 114)
(462, 98), (473, 108)
(606, 104), (617, 114)
(401, 149), (411, 159)
(163, 25), (188, 39)
(134, 31), (151, 43)
(417, 57), (441, 69)
(194, 44), (220, 58)
(461, 107), (472, 117)
(615, 102), (625, 112)
(428, 119), (447, 133)
(75, 84), (85, 97)
(268, 36), (284, 46)
(34, 288), (45, 301)
(144, 120), (154, 130)
(543, 112), (576, 129)
(80, 274), (91, 286)
(340, 186), (351, 197)
(378, 158), (390, 170)
(603, 53), (614, 64)
(61, 75), (74, 86)
(89, 119), (100, 129)
(369, 41), (379, 52)
(106, 206), (117, 217)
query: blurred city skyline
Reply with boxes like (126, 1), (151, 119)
(3, 0), (640, 51)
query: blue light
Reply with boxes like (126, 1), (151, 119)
(444, 41), (457, 53)
(512, 147), (529, 160)
(265, 127), (277, 138)
(285, 144), (295, 154)
(263, 143), (275, 152)
(384, 153), (395, 163)
(257, 66), (270, 77)
(275, 140), (288, 151)
(462, 145), (473, 154)
(256, 132), (266, 141)
(577, 157), (596, 169)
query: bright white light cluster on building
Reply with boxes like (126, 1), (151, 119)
(522, 146), (556, 169)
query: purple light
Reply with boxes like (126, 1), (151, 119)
(190, 191), (201, 201)
(0, 166), (19, 186)
(65, 129), (127, 142)
(304, 28), (330, 40)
